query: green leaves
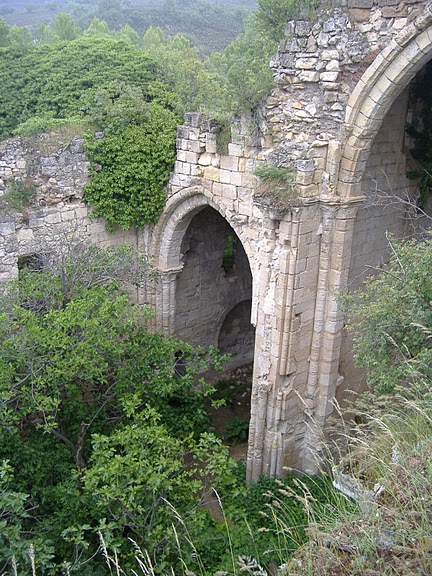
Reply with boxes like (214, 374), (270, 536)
(256, 0), (318, 42)
(0, 244), (238, 570)
(0, 36), (156, 138)
(344, 238), (432, 394)
(84, 100), (177, 230)
(207, 14), (275, 113)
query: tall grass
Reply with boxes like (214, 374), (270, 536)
(281, 382), (432, 575)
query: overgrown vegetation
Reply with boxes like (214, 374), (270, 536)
(0, 177), (36, 212)
(343, 237), (432, 395)
(0, 241), (348, 574)
(254, 164), (293, 184)
(254, 163), (295, 208)
(282, 383), (432, 575)
(83, 93), (178, 230)
(0, 242), (233, 573)
(256, 0), (319, 41)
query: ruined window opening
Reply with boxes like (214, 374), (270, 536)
(222, 235), (236, 274)
(17, 253), (45, 273)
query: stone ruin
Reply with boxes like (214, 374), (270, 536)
(1, 0), (432, 480)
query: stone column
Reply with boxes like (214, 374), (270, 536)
(157, 267), (182, 336)
(277, 209), (301, 376)
(247, 215), (279, 482)
(303, 199), (361, 472)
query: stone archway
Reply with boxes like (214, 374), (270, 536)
(334, 11), (432, 408)
(338, 7), (432, 198)
(174, 206), (253, 354)
(150, 186), (255, 336)
(150, 187), (256, 450)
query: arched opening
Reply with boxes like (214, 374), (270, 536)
(175, 206), (253, 352)
(218, 299), (255, 365)
(338, 44), (432, 403)
(174, 206), (254, 453)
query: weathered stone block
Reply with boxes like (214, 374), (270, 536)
(320, 71), (339, 82)
(203, 167), (220, 182)
(188, 139), (205, 154)
(295, 57), (318, 70)
(177, 150), (187, 162)
(298, 70), (320, 82)
(190, 164), (203, 177)
(17, 228), (34, 241)
(228, 143), (243, 157)
(0, 221), (15, 236)
(184, 112), (200, 127)
(184, 151), (199, 164)
(198, 152), (212, 166)
(206, 134), (217, 154)
(220, 155), (239, 171)
(220, 183), (237, 200)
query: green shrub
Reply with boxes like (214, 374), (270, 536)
(254, 164), (293, 183)
(12, 114), (81, 137)
(224, 416), (249, 443)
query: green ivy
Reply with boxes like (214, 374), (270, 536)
(83, 101), (178, 230)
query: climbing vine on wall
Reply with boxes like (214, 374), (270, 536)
(83, 89), (178, 231)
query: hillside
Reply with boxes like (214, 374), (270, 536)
(0, 0), (258, 53)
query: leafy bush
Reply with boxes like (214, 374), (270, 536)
(224, 416), (249, 443)
(13, 114), (82, 137)
(254, 164), (293, 183)
(0, 37), (157, 138)
(344, 238), (432, 394)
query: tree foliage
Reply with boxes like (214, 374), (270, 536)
(0, 36), (156, 138)
(208, 14), (275, 113)
(142, 27), (228, 115)
(0, 243), (234, 572)
(256, 0), (318, 42)
(344, 238), (432, 394)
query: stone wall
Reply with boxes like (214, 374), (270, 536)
(0, 134), (137, 282)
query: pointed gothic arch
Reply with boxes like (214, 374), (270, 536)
(338, 6), (432, 197)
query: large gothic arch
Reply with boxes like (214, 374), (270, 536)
(339, 7), (432, 197)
